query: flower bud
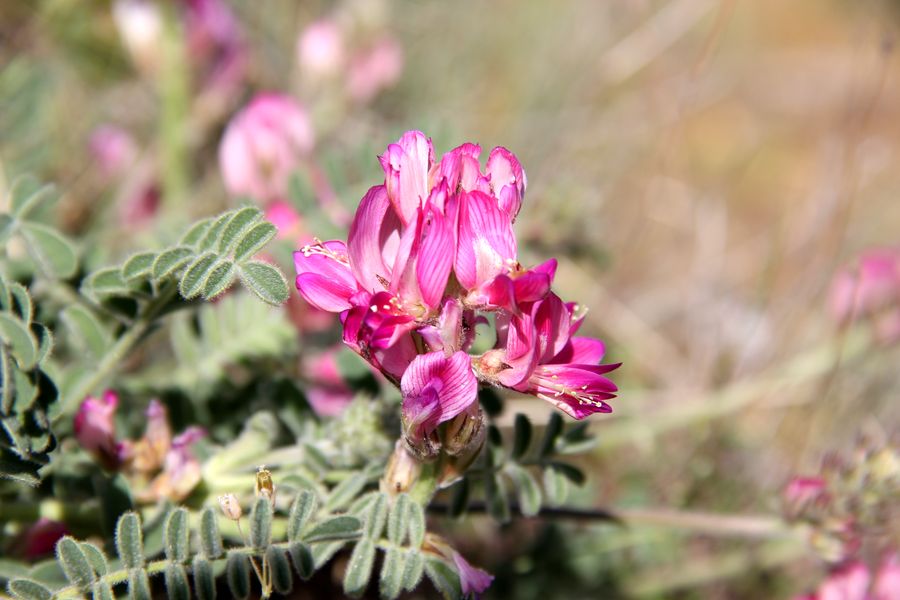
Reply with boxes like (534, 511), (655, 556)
(381, 440), (423, 495)
(218, 494), (243, 520)
(255, 465), (276, 507)
(438, 407), (486, 487)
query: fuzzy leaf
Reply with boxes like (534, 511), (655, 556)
(0, 214), (15, 246)
(179, 252), (218, 299)
(512, 413), (533, 460)
(11, 178), (54, 220)
(364, 492), (389, 539)
(84, 268), (130, 298)
(121, 252), (156, 281)
(180, 218), (213, 246)
(79, 542), (109, 577)
(288, 542), (314, 580)
(152, 246), (194, 280)
(56, 536), (95, 591)
(199, 507), (223, 559)
(401, 550), (425, 591)
(116, 512), (144, 569)
(91, 580), (114, 600)
(343, 538), (375, 597)
(0, 313), (39, 369)
(539, 412), (564, 458)
(232, 222), (276, 263)
(387, 493), (411, 546)
(198, 213), (231, 252)
(543, 465), (571, 506)
(61, 306), (110, 360)
(547, 461), (586, 485)
(192, 556), (216, 600)
(506, 463), (542, 517)
(218, 206), (263, 254)
(127, 568), (151, 600)
(164, 563), (190, 600)
(424, 558), (462, 600)
(312, 541), (345, 568)
(325, 472), (368, 512)
(164, 508), (190, 563)
(7, 578), (52, 600)
(19, 222), (77, 279)
(406, 498), (426, 548)
(486, 473), (511, 523)
(201, 260), (235, 300)
(225, 552), (251, 600)
(304, 516), (362, 543)
(380, 547), (405, 600)
(238, 261), (289, 305)
(6, 282), (33, 323)
(287, 489), (317, 541)
(250, 497), (273, 549)
(266, 546), (294, 595)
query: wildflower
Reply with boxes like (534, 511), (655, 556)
(218, 493), (243, 520)
(182, 0), (247, 96)
(74, 390), (129, 471)
(797, 555), (900, 600)
(303, 349), (355, 417)
(346, 36), (403, 103)
(219, 93), (314, 203)
(88, 125), (138, 179)
(255, 465), (276, 506)
(829, 249), (900, 343)
(131, 399), (172, 473)
(143, 426), (206, 502)
(297, 19), (345, 77)
(452, 551), (494, 598)
(16, 519), (69, 561)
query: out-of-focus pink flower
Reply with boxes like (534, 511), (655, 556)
(266, 200), (304, 241)
(785, 476), (829, 516)
(89, 125), (138, 179)
(829, 249), (900, 343)
(132, 399), (173, 473)
(452, 551), (494, 598)
(874, 554), (900, 600)
(18, 519), (69, 561)
(118, 182), (161, 230)
(113, 0), (163, 75)
(219, 93), (315, 203)
(74, 390), (129, 470)
(144, 426), (206, 502)
(182, 0), (247, 95)
(297, 19), (345, 77)
(798, 556), (900, 600)
(346, 36), (403, 103)
(303, 350), (355, 417)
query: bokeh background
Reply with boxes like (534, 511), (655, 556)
(3, 0), (900, 597)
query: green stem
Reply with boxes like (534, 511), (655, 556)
(158, 3), (190, 215)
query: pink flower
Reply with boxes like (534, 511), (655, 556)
(219, 93), (314, 203)
(785, 476), (828, 513)
(401, 351), (478, 445)
(829, 249), (900, 342)
(182, 0), (247, 95)
(74, 390), (129, 470)
(266, 200), (303, 241)
(143, 426), (206, 502)
(17, 519), (69, 561)
(303, 350), (355, 417)
(297, 19), (345, 77)
(89, 125), (138, 179)
(346, 36), (403, 103)
(451, 552), (494, 598)
(799, 556), (900, 600)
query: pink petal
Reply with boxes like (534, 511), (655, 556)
(293, 240), (357, 312)
(818, 562), (870, 600)
(454, 190), (517, 290)
(551, 337), (606, 364)
(451, 552), (494, 597)
(416, 203), (454, 309)
(380, 131), (433, 225)
(401, 351), (478, 440)
(347, 185), (401, 293)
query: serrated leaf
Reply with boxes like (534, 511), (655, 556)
(192, 556), (216, 600)
(122, 252), (156, 281)
(0, 313), (38, 369)
(61, 306), (110, 360)
(512, 413), (533, 460)
(180, 218), (212, 246)
(304, 515), (362, 543)
(225, 552), (251, 600)
(116, 512), (144, 569)
(325, 472), (368, 512)
(232, 222), (276, 262)
(506, 463), (542, 517)
(250, 497), (273, 549)
(164, 508), (190, 563)
(424, 558), (462, 600)
(179, 252), (217, 299)
(364, 492), (389, 539)
(10, 178), (54, 219)
(238, 261), (289, 305)
(287, 489), (317, 541)
(543, 465), (571, 506)
(538, 412), (564, 458)
(266, 546), (294, 595)
(152, 246), (194, 280)
(387, 493), (411, 545)
(19, 222), (77, 279)
(449, 477), (470, 519)
(218, 206), (263, 254)
(7, 578), (52, 600)
(127, 568), (151, 600)
(343, 538), (375, 597)
(401, 550), (425, 591)
(201, 260), (235, 300)
(79, 542), (109, 577)
(288, 542), (314, 580)
(380, 547), (405, 599)
(199, 507), (223, 559)
(91, 579), (114, 600)
(56, 536), (95, 591)
(164, 563), (190, 600)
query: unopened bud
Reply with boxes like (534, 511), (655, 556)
(255, 466), (276, 507)
(218, 494), (242, 520)
(401, 421), (442, 462)
(381, 440), (423, 495)
(438, 408), (487, 487)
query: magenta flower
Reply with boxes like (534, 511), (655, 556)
(74, 390), (129, 470)
(452, 552), (494, 598)
(798, 555), (900, 600)
(17, 518), (69, 561)
(182, 0), (247, 95)
(219, 93), (314, 203)
(829, 249), (900, 343)
(88, 125), (138, 179)
(401, 351), (478, 446)
(303, 349), (355, 417)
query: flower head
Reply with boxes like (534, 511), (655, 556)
(74, 390), (129, 471)
(829, 248), (900, 343)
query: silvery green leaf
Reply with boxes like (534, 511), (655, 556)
(19, 222), (77, 279)
(115, 512), (144, 569)
(0, 313), (38, 369)
(363, 492), (389, 539)
(233, 222), (276, 263)
(56, 536), (95, 592)
(127, 568), (151, 600)
(225, 552), (251, 600)
(304, 516), (362, 543)
(250, 497), (273, 549)
(7, 578), (52, 600)
(164, 563), (190, 600)
(10, 177), (54, 219)
(424, 558), (461, 600)
(287, 489), (317, 541)
(401, 550), (425, 591)
(152, 246), (194, 280)
(325, 472), (368, 512)
(192, 556), (216, 600)
(200, 260), (235, 300)
(164, 508), (190, 563)
(79, 542), (109, 577)
(238, 261), (289, 305)
(266, 546), (293, 595)
(543, 465), (571, 506)
(218, 206), (263, 254)
(199, 507), (223, 559)
(198, 212), (232, 252)
(121, 252), (157, 281)
(506, 463), (542, 517)
(379, 547), (404, 600)
(61, 306), (110, 360)
(288, 542), (314, 580)
(342, 538), (375, 597)
(180, 218), (213, 246)
(91, 579), (114, 600)
(386, 493), (411, 545)
(179, 252), (218, 299)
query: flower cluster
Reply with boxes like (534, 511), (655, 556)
(829, 248), (900, 343)
(294, 131), (619, 459)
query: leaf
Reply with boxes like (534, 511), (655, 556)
(379, 547), (405, 600)
(232, 222), (276, 262)
(406, 497), (426, 548)
(512, 413), (533, 460)
(122, 252), (157, 281)
(7, 282), (33, 324)
(152, 246), (194, 280)
(91, 579), (114, 600)
(249, 497), (273, 549)
(19, 222), (77, 279)
(115, 512), (144, 570)
(0, 214), (15, 246)
(10, 178), (54, 219)
(225, 552), (251, 600)
(192, 556), (216, 600)
(543, 465), (571, 506)
(218, 206), (263, 254)
(424, 558), (462, 600)
(343, 538), (375, 597)
(325, 472), (368, 512)
(79, 542), (109, 577)
(83, 268), (130, 298)
(387, 493), (411, 545)
(238, 261), (289, 305)
(164, 563), (190, 600)
(56, 537), (95, 592)
(266, 547), (293, 595)
(7, 578), (52, 600)
(127, 568), (151, 600)
(311, 541), (345, 568)
(0, 313), (39, 369)
(449, 477), (470, 518)
(180, 218), (212, 246)
(304, 515), (363, 543)
(288, 542), (314, 580)
(506, 464), (542, 517)
(401, 550), (425, 591)
(179, 252), (218, 299)
(547, 461), (586, 485)
(363, 492), (389, 539)
(287, 489), (317, 541)
(198, 213), (232, 252)
(199, 507), (223, 559)
(486, 473), (511, 524)
(201, 260), (235, 300)
(538, 412), (564, 458)
(61, 306), (110, 360)
(31, 323), (53, 366)
(164, 508), (190, 563)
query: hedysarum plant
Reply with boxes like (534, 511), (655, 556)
(294, 130), (619, 470)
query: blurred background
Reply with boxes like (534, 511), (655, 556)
(3, 0), (900, 597)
